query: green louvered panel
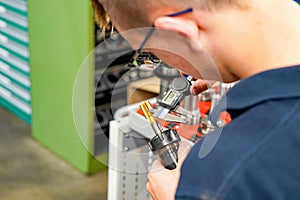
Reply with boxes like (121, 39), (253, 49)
(0, 73), (31, 104)
(0, 4), (28, 32)
(0, 59), (30, 91)
(0, 86), (31, 124)
(0, 22), (29, 47)
(0, 48), (30, 77)
(0, 33), (29, 62)
(0, 0), (28, 17)
(0, 0), (30, 124)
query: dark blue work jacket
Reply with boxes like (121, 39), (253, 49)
(176, 65), (300, 200)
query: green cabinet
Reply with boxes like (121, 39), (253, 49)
(28, 0), (104, 174)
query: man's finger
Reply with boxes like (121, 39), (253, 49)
(150, 159), (165, 172)
(190, 79), (215, 95)
(177, 141), (192, 168)
(146, 181), (151, 191)
(146, 181), (158, 200)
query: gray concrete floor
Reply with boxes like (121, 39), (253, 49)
(0, 107), (107, 200)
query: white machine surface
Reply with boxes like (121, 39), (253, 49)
(108, 117), (153, 200)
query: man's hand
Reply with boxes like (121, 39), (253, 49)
(190, 79), (215, 95)
(146, 142), (191, 200)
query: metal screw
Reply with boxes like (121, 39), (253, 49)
(216, 119), (225, 127)
(124, 133), (130, 138)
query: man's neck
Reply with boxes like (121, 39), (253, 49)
(238, 1), (300, 78)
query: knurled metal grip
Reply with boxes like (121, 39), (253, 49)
(148, 129), (181, 170)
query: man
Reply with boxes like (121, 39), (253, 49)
(92, 0), (300, 199)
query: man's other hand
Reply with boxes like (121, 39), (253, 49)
(146, 142), (192, 200)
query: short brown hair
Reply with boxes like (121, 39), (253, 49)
(91, 0), (247, 29)
(91, 0), (111, 30)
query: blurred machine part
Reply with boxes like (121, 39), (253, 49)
(140, 101), (181, 170)
(94, 51), (163, 156)
(108, 80), (235, 199)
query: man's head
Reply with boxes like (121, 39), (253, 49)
(92, 0), (300, 82)
(95, 0), (246, 30)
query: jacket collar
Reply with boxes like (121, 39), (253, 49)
(210, 65), (300, 125)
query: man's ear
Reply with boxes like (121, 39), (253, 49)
(154, 16), (200, 41)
